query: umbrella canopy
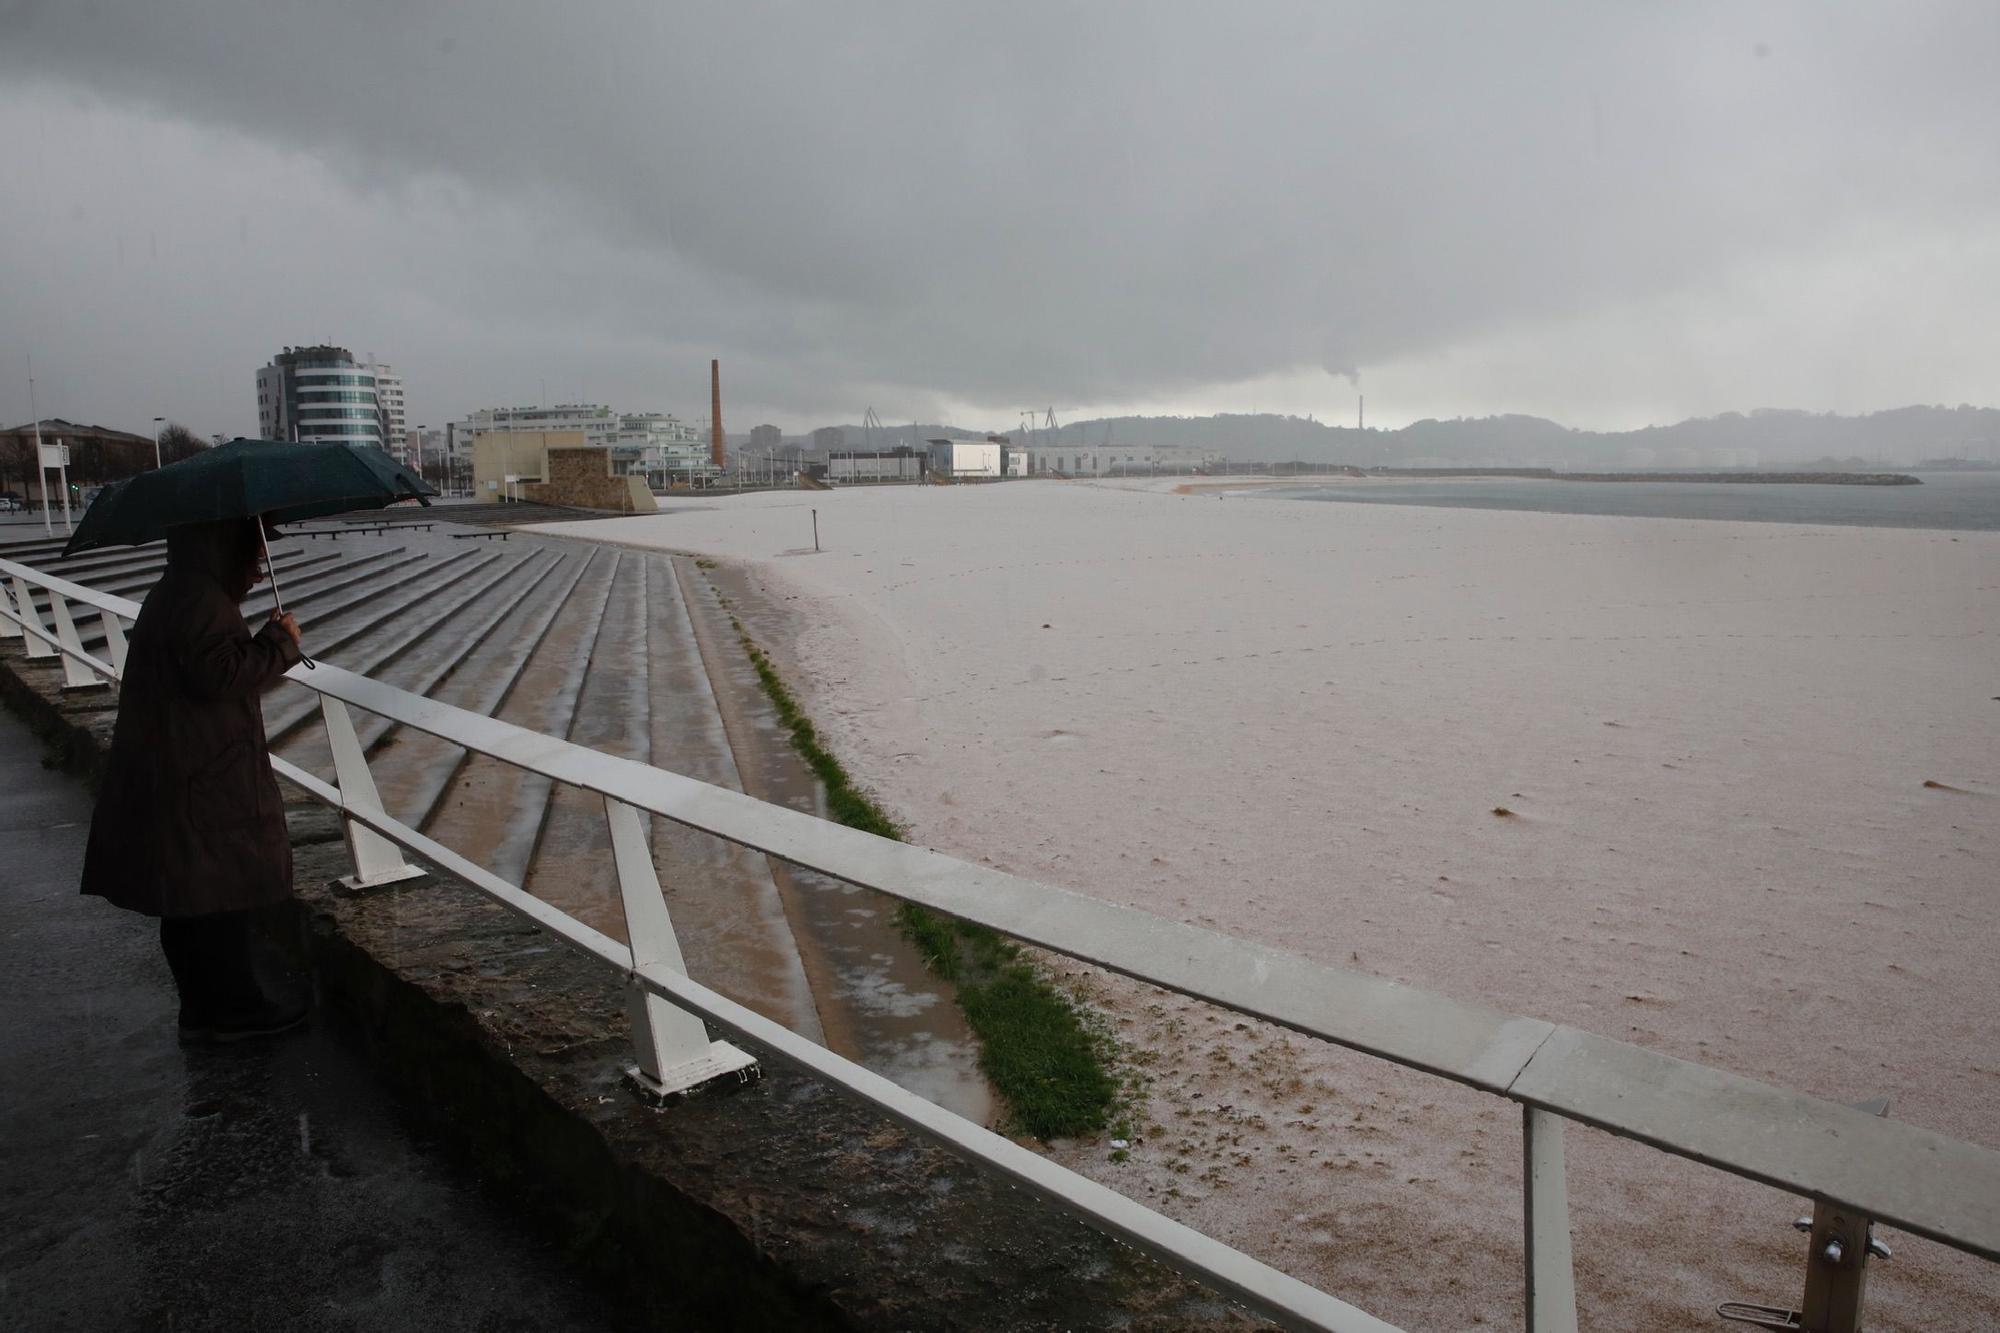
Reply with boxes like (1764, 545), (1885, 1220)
(62, 438), (435, 556)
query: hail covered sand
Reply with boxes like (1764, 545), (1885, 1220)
(536, 479), (1999, 1329)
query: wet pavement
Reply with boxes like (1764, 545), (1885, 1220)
(0, 706), (637, 1331)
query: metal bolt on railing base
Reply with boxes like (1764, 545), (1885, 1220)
(1721, 1098), (1894, 1333)
(624, 1040), (761, 1103)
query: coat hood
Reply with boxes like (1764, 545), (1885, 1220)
(165, 519), (261, 602)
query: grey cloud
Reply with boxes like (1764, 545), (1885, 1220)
(2, 1), (1997, 427)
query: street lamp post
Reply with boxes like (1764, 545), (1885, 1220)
(151, 417), (164, 469)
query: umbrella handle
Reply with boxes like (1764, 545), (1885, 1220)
(261, 521), (315, 670)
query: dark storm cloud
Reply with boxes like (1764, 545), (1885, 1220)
(2, 1), (1997, 428)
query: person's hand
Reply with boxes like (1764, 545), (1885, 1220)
(271, 611), (302, 649)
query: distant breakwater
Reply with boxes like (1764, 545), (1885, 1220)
(1360, 467), (1921, 486)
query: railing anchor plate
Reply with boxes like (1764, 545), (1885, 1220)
(625, 1040), (761, 1103)
(1718, 1301), (1802, 1330)
(333, 864), (432, 896)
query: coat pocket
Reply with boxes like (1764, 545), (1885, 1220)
(185, 740), (268, 831)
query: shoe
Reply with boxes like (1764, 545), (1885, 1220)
(209, 996), (309, 1043)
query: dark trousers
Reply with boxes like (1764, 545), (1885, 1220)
(159, 911), (263, 1018)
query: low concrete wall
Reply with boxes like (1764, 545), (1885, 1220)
(0, 637), (1270, 1331)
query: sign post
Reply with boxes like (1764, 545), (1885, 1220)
(38, 440), (71, 536)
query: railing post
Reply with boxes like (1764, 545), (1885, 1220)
(49, 593), (108, 690)
(318, 696), (426, 890)
(0, 578), (21, 640)
(98, 610), (128, 678)
(11, 576), (55, 659)
(1523, 1106), (1580, 1333)
(603, 795), (758, 1097)
(1796, 1200), (1878, 1333)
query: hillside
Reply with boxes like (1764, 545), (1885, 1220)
(775, 405), (2000, 469)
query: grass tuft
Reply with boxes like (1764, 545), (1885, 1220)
(729, 604), (1115, 1139)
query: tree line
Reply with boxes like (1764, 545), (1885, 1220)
(0, 423), (209, 497)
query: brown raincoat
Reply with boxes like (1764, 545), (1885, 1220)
(79, 520), (303, 918)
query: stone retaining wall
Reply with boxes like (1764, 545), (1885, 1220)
(522, 447), (656, 513)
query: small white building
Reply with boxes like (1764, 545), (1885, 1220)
(926, 438), (1008, 479)
(828, 448), (928, 482)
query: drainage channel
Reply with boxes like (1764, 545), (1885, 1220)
(672, 555), (996, 1127)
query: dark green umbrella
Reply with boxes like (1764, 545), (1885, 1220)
(63, 438), (435, 666)
(64, 438), (434, 554)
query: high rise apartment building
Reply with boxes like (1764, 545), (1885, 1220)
(255, 346), (390, 449)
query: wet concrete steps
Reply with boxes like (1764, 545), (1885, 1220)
(369, 551), (598, 835)
(417, 548), (622, 888)
(264, 550), (536, 748)
(276, 550), (575, 782)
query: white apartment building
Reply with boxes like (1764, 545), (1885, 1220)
(460, 404), (619, 444)
(372, 362), (406, 455)
(611, 412), (714, 485)
(450, 404), (715, 487)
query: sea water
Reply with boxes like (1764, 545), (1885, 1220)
(1258, 470), (2000, 531)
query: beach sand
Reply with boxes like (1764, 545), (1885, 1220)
(540, 480), (1998, 1329)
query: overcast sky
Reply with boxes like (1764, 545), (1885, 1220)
(2, 2), (1996, 440)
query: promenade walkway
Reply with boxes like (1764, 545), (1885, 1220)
(0, 705), (635, 1331)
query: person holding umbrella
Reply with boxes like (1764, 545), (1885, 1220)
(79, 518), (308, 1039)
(66, 438), (432, 1041)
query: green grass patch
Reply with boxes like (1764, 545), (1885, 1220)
(729, 611), (1115, 1139)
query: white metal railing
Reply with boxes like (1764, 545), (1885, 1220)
(4, 551), (1997, 1333)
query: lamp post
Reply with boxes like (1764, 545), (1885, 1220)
(151, 416), (165, 469)
(414, 423), (426, 486)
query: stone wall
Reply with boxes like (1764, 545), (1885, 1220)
(522, 447), (656, 513)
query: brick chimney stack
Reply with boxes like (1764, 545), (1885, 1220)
(710, 359), (725, 469)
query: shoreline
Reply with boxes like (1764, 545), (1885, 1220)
(1172, 469), (1925, 496)
(1367, 466), (1922, 484)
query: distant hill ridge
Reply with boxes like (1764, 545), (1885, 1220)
(778, 405), (2000, 469)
